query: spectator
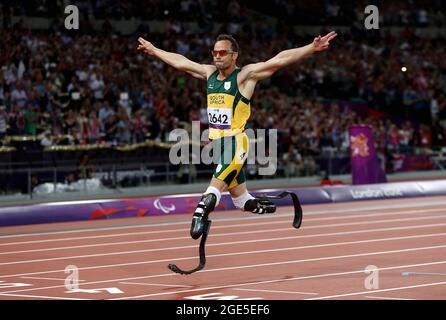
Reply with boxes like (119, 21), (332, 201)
(88, 111), (102, 143)
(64, 109), (78, 135)
(419, 124), (432, 151)
(0, 105), (8, 142)
(77, 108), (89, 144)
(104, 114), (118, 144)
(282, 145), (304, 177)
(132, 109), (149, 143)
(387, 124), (400, 153)
(116, 111), (133, 145)
(78, 153), (95, 179)
(40, 130), (54, 147)
(399, 121), (413, 154)
(50, 107), (64, 136)
(98, 100), (114, 123)
(10, 81), (28, 108)
(7, 104), (24, 135)
(24, 104), (37, 135)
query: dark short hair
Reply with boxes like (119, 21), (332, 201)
(215, 34), (239, 53)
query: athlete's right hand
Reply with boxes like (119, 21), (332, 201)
(137, 37), (156, 55)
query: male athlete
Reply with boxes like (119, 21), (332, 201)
(137, 31), (337, 240)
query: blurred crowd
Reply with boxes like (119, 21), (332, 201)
(1, 1), (446, 178)
(2, 0), (445, 27)
(248, 0), (446, 27)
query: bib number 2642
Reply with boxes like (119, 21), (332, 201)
(208, 109), (231, 126)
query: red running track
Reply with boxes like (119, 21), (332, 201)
(0, 196), (446, 300)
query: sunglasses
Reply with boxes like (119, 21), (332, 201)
(211, 49), (235, 57)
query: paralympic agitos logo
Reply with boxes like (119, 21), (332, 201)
(154, 198), (176, 214)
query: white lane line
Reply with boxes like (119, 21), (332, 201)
(308, 282), (446, 300)
(0, 293), (91, 300)
(0, 209), (446, 251)
(2, 212), (446, 256)
(401, 272), (446, 276)
(2, 198), (446, 239)
(1, 207), (444, 247)
(111, 258), (446, 300)
(2, 245), (446, 296)
(21, 276), (86, 282)
(1, 227), (445, 267)
(364, 296), (415, 300)
(119, 282), (192, 288)
(40, 199), (119, 206)
(233, 288), (318, 295)
(0, 222), (445, 278)
(0, 208), (445, 246)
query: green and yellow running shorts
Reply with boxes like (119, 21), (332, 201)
(212, 132), (249, 190)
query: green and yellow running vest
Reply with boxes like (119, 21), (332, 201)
(207, 67), (251, 140)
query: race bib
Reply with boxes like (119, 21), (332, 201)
(208, 108), (231, 129)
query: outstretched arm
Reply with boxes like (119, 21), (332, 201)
(137, 37), (216, 80)
(239, 31), (337, 83)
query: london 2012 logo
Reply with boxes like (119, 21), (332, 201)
(350, 133), (369, 157)
(154, 198), (176, 214)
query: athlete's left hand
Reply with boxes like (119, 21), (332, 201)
(313, 31), (337, 52)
